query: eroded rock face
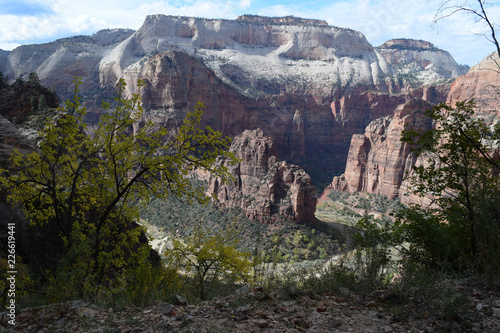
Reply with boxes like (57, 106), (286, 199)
(1, 29), (134, 100)
(0, 115), (35, 165)
(326, 99), (433, 199)
(447, 52), (500, 121)
(209, 129), (316, 224)
(376, 39), (469, 84)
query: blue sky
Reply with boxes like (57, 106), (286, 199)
(1, 0), (499, 66)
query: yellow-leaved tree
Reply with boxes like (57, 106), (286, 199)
(0, 77), (237, 301)
(166, 221), (252, 299)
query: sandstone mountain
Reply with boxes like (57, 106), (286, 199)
(376, 39), (469, 85)
(447, 52), (500, 122)
(326, 52), (499, 202)
(208, 129), (317, 224)
(0, 15), (468, 186)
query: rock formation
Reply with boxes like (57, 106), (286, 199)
(377, 39), (469, 84)
(326, 52), (498, 203)
(447, 52), (500, 121)
(209, 129), (317, 224)
(0, 116), (36, 166)
(1, 29), (134, 100)
(327, 98), (434, 199)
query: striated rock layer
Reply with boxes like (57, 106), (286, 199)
(208, 129), (317, 224)
(376, 39), (469, 84)
(326, 52), (499, 203)
(326, 99), (434, 200)
(447, 52), (500, 122)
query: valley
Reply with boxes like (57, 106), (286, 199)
(0, 12), (499, 333)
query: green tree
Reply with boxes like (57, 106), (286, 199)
(0, 72), (9, 90)
(396, 100), (500, 282)
(0, 77), (237, 300)
(28, 71), (40, 86)
(37, 94), (47, 112)
(166, 221), (252, 299)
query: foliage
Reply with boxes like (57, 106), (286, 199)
(396, 100), (500, 283)
(0, 71), (59, 127)
(0, 71), (9, 90)
(0, 77), (236, 301)
(165, 221), (253, 299)
(354, 215), (395, 289)
(141, 195), (340, 263)
(388, 263), (474, 325)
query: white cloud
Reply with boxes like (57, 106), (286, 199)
(238, 0), (252, 10)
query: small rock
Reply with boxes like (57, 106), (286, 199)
(383, 325), (392, 332)
(255, 310), (268, 319)
(156, 302), (175, 315)
(232, 312), (248, 322)
(316, 305), (327, 313)
(476, 303), (483, 311)
(143, 309), (152, 314)
(328, 318), (341, 328)
(235, 285), (251, 296)
(424, 327), (435, 333)
(77, 307), (98, 318)
(16, 311), (31, 322)
(492, 307), (500, 317)
(253, 319), (269, 328)
(236, 304), (252, 313)
(172, 295), (188, 306)
(253, 286), (264, 293)
(0, 312), (8, 326)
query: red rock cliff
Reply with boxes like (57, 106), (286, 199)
(327, 98), (433, 199)
(209, 129), (317, 224)
(447, 52), (500, 121)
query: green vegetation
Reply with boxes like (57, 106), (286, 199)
(316, 190), (402, 226)
(166, 221), (253, 299)
(141, 195), (340, 263)
(0, 77), (236, 303)
(396, 100), (500, 282)
(0, 71), (60, 128)
(0, 71), (497, 332)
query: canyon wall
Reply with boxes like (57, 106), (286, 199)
(447, 52), (500, 122)
(327, 52), (499, 202)
(327, 98), (433, 199)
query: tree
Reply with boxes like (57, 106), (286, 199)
(0, 72), (9, 90)
(28, 72), (40, 86)
(0, 77), (237, 300)
(435, 0), (500, 64)
(166, 221), (252, 299)
(395, 100), (500, 282)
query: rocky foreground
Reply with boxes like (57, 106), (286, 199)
(4, 283), (499, 333)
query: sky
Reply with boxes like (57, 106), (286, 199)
(1, 0), (499, 66)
